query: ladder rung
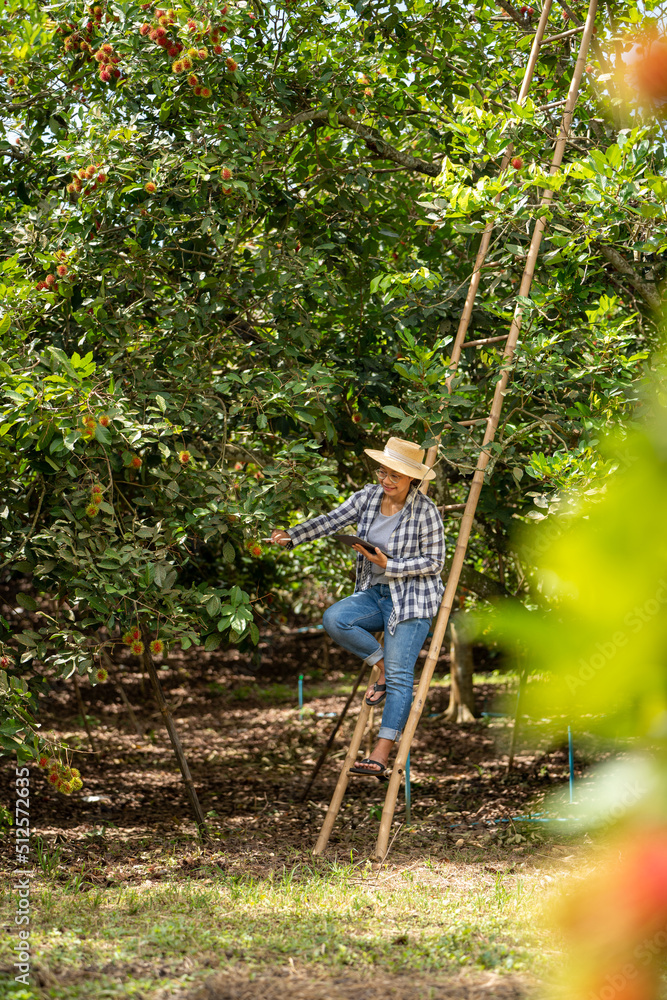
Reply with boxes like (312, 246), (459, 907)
(538, 98), (568, 111)
(463, 334), (509, 348)
(543, 24), (585, 44)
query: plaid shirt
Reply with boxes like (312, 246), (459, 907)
(285, 482), (446, 635)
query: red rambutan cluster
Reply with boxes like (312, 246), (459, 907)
(68, 161), (108, 200)
(43, 757), (84, 795)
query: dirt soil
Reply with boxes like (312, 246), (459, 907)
(0, 624), (577, 998)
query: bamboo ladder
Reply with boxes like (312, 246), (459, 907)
(313, 0), (599, 860)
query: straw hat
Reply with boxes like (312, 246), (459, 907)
(364, 436), (436, 482)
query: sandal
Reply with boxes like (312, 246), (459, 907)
(365, 682), (387, 707)
(349, 757), (388, 779)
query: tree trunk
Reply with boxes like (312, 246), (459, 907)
(444, 618), (475, 723)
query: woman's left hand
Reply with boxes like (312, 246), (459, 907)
(353, 544), (388, 569)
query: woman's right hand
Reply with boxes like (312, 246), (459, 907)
(270, 529), (292, 546)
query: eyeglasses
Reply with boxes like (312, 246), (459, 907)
(376, 469), (404, 486)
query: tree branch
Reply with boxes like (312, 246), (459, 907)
(494, 0), (527, 28)
(596, 244), (662, 310)
(276, 109), (441, 176)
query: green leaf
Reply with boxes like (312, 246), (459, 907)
(16, 594), (38, 611)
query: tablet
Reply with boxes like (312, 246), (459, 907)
(333, 534), (387, 555)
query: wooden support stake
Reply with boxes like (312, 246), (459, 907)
(141, 627), (211, 844)
(375, 0), (598, 863)
(312, 664), (379, 856)
(72, 672), (98, 754)
(507, 668), (528, 772)
(101, 649), (144, 738)
(299, 658), (368, 802)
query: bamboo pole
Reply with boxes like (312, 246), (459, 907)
(140, 627), (211, 843)
(312, 664), (379, 856)
(375, 0), (598, 861)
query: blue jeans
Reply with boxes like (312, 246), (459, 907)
(322, 584), (431, 742)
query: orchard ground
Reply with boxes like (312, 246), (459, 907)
(0, 623), (622, 1000)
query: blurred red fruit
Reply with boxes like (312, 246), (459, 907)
(226, 57), (237, 71)
(511, 156), (523, 169)
(352, 413), (362, 423)
(144, 181), (156, 193)
(632, 40), (667, 102)
(56, 264), (68, 277)
(130, 455), (142, 468)
(221, 166), (232, 180)
(45, 274), (56, 287)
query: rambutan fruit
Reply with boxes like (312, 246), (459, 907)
(131, 640), (145, 656)
(113, 68), (120, 78)
(38, 755), (49, 768)
(178, 450), (191, 463)
(155, 8), (166, 17)
(73, 177), (82, 192)
(186, 18), (197, 31)
(45, 274), (56, 287)
(193, 85), (202, 96)
(60, 781), (73, 794)
(48, 772), (59, 785)
(122, 631), (134, 645)
(149, 27), (159, 40)
(98, 415), (110, 427)
(198, 47), (208, 59)
(101, 42), (113, 54)
(158, 15), (169, 27)
(226, 57), (237, 71)
(187, 73), (198, 86)
(158, 36), (169, 47)
(172, 59), (184, 73)
(77, 167), (87, 179)
(181, 56), (193, 70)
(72, 777), (83, 791)
(220, 24), (228, 33)
(71, 767), (81, 779)
(213, 44), (223, 54)
(251, 545), (262, 557)
(155, 25), (167, 38)
(168, 45), (178, 56)
(85, 503), (100, 517)
(221, 166), (232, 180)
(132, 627), (141, 640)
(200, 86), (211, 98)
(150, 639), (164, 655)
(98, 171), (107, 182)
(144, 181), (156, 194)
(99, 68), (112, 82)
(111, 55), (120, 63)
(85, 163), (96, 177)
(95, 667), (108, 682)
(187, 46), (198, 59)
(56, 264), (69, 277)
(139, 22), (150, 35)
(93, 49), (105, 61)
(130, 454), (142, 467)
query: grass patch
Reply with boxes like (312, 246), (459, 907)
(1, 857), (545, 999)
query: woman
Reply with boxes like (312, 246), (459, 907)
(270, 436), (445, 777)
